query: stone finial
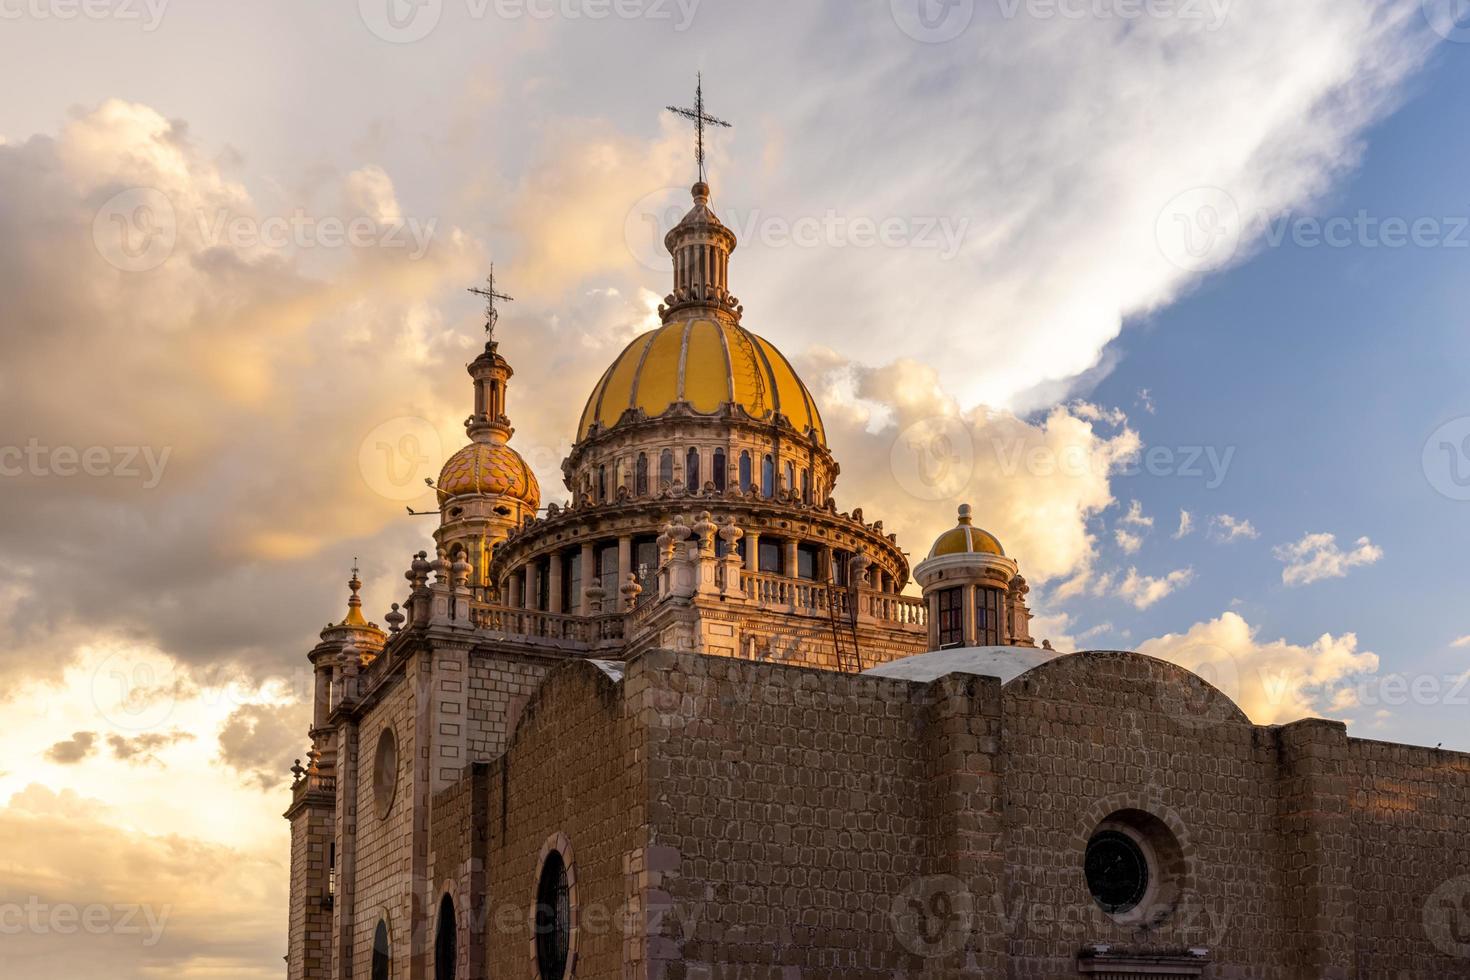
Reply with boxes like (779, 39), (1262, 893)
(717, 515), (744, 550)
(290, 758), (306, 784)
(620, 572), (643, 604)
(450, 552), (472, 590)
(667, 514), (692, 545)
(385, 603), (405, 633)
(306, 746), (322, 775)
(656, 523), (676, 567)
(584, 582), (607, 615)
(430, 549), (450, 588)
(693, 511), (718, 555)
(407, 551), (432, 590)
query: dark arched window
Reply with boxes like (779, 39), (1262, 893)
(761, 455), (775, 499)
(713, 449), (726, 491)
(597, 465), (607, 503)
(784, 461), (795, 497)
(659, 450), (674, 490)
(535, 851), (571, 980)
(738, 451), (752, 491)
(801, 467), (812, 504)
(686, 448), (700, 489)
(635, 454), (649, 496)
(372, 920), (391, 980)
(435, 895), (457, 980)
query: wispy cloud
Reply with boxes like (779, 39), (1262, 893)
(1210, 513), (1260, 542)
(1274, 532), (1383, 586)
(1174, 509), (1195, 539)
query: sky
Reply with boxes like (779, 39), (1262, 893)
(2, 0), (1469, 976)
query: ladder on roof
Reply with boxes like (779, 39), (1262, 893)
(826, 569), (864, 674)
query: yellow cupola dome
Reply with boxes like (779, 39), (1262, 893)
(437, 441), (540, 507)
(929, 504), (1005, 558)
(576, 318), (826, 445)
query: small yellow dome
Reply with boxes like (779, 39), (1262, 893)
(437, 441), (540, 507)
(577, 317), (825, 446)
(929, 504), (1005, 558)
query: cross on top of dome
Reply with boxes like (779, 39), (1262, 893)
(666, 73), (731, 185)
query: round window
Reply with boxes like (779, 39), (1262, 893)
(534, 850), (571, 980)
(373, 728), (398, 819)
(1085, 829), (1150, 914)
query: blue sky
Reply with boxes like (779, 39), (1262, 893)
(1074, 42), (1470, 749)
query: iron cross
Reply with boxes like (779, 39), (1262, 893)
(467, 265), (514, 341)
(667, 73), (732, 183)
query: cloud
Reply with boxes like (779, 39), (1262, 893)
(802, 353), (1140, 586)
(0, 99), (484, 684)
(1116, 566), (1195, 609)
(1210, 513), (1259, 541)
(1121, 500), (1154, 527)
(44, 732), (98, 765)
(1174, 510), (1195, 539)
(1138, 610), (1380, 724)
(1115, 529), (1144, 554)
(0, 784), (285, 980)
(218, 703), (310, 790)
(107, 731), (196, 767)
(1274, 532), (1383, 586)
(1453, 635), (1470, 649)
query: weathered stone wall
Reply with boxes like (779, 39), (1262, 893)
(287, 803), (335, 980)
(1348, 737), (1470, 979)
(635, 650), (934, 979)
(999, 651), (1287, 975)
(482, 660), (639, 980)
(466, 654), (546, 760)
(349, 669), (420, 979)
(429, 763), (491, 980)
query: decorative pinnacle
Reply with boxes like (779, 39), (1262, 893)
(667, 72), (732, 184)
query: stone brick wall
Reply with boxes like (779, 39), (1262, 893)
(482, 660), (639, 980)
(1000, 651), (1287, 974)
(467, 655), (546, 760)
(350, 669), (421, 979)
(1347, 737), (1470, 979)
(287, 804), (334, 980)
(429, 763), (492, 980)
(633, 650), (933, 979)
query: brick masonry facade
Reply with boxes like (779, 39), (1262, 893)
(288, 641), (1470, 980)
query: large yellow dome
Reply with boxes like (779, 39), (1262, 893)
(578, 317), (825, 445)
(437, 441), (540, 506)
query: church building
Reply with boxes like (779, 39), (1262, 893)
(284, 135), (1470, 979)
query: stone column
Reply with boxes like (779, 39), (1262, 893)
(784, 539), (798, 579)
(1276, 719), (1354, 980)
(579, 541), (596, 613)
(548, 553), (564, 615)
(523, 564), (539, 611)
(745, 530), (760, 573)
(508, 571), (522, 609)
(617, 536), (632, 612)
(962, 584), (977, 647)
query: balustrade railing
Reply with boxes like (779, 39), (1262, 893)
(738, 571), (927, 628)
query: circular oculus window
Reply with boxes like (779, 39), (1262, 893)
(1085, 829), (1150, 915)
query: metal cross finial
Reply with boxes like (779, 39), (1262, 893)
(467, 264), (514, 342)
(667, 72), (732, 184)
